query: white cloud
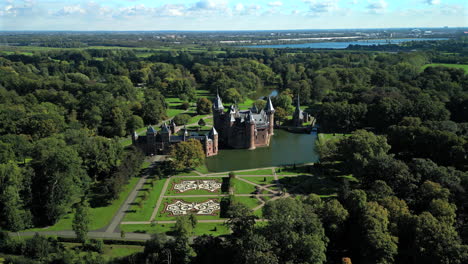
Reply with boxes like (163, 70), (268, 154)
(268, 1), (283, 7)
(304, 0), (339, 13)
(192, 0), (228, 10)
(157, 4), (186, 17)
(55, 5), (86, 16)
(425, 0), (441, 5)
(367, 0), (388, 13)
(234, 3), (244, 12)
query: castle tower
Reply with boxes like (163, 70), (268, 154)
(293, 93), (304, 127)
(169, 119), (177, 134)
(182, 125), (188, 141)
(160, 122), (171, 143)
(212, 90), (224, 132)
(248, 113), (256, 150)
(146, 126), (157, 155)
(131, 131), (139, 145)
(265, 96), (275, 135)
(208, 126), (218, 154)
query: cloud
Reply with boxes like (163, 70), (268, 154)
(425, 0), (441, 5)
(192, 0), (228, 10)
(367, 0), (388, 13)
(304, 0), (339, 13)
(268, 1), (283, 7)
(55, 5), (86, 16)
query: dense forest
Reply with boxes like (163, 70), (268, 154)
(0, 37), (467, 263)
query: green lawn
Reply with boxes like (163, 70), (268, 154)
(120, 222), (230, 236)
(167, 108), (186, 118)
(173, 170), (199, 176)
(24, 177), (140, 232)
(422, 63), (468, 72)
(123, 178), (167, 222)
(195, 164), (210, 174)
(165, 177), (224, 196)
(233, 196), (262, 210)
(240, 176), (276, 186)
(235, 169), (274, 175)
(275, 166), (311, 176)
(156, 197), (224, 221)
(63, 242), (144, 259)
(232, 178), (257, 194)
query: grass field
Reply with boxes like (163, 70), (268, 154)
(156, 197), (224, 221)
(232, 178), (257, 194)
(235, 169), (274, 175)
(240, 176), (276, 186)
(167, 108), (186, 118)
(24, 177), (140, 232)
(120, 222), (230, 236)
(165, 177), (224, 196)
(233, 196), (262, 210)
(422, 63), (468, 72)
(123, 178), (167, 222)
(63, 242), (144, 259)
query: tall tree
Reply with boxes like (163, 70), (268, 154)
(72, 199), (91, 243)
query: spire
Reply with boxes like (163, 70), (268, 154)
(147, 126), (156, 134)
(296, 93), (301, 111)
(209, 126), (218, 138)
(160, 122), (170, 133)
(251, 104), (258, 114)
(265, 96), (275, 113)
(213, 89), (224, 111)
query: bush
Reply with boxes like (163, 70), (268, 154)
(83, 239), (104, 253)
(181, 101), (190, 110)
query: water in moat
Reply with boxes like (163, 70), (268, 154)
(205, 129), (319, 172)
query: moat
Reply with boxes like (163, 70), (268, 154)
(205, 129), (319, 172)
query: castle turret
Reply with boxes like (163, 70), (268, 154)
(293, 93), (304, 127)
(265, 96), (275, 135)
(131, 131), (139, 145)
(146, 126), (157, 155)
(182, 125), (188, 141)
(170, 119), (177, 134)
(160, 122), (171, 142)
(208, 126), (218, 154)
(248, 112), (256, 150)
(212, 91), (224, 139)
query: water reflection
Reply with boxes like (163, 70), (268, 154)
(205, 129), (319, 172)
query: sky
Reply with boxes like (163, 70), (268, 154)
(0, 0), (466, 31)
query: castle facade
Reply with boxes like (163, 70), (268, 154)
(132, 121), (219, 157)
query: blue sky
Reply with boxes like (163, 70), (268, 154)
(1, 0), (466, 30)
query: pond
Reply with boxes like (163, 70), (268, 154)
(205, 129), (319, 172)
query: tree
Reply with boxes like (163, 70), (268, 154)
(224, 88), (243, 104)
(196, 97), (212, 115)
(30, 137), (89, 225)
(412, 212), (467, 264)
(0, 141), (14, 163)
(170, 139), (205, 171)
(72, 199), (91, 243)
(0, 163), (32, 231)
(173, 114), (191, 126)
(274, 107), (288, 125)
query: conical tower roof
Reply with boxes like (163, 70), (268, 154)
(213, 90), (224, 111)
(265, 96), (275, 113)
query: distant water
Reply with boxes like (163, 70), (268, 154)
(244, 38), (449, 49)
(205, 130), (319, 172)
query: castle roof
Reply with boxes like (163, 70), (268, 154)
(265, 96), (275, 113)
(147, 126), (157, 134)
(160, 122), (170, 133)
(251, 104), (259, 114)
(213, 91), (224, 111)
(209, 126), (218, 136)
(294, 93), (304, 120)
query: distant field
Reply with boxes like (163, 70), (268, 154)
(120, 222), (230, 236)
(422, 63), (468, 72)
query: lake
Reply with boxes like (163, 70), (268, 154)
(244, 38), (449, 49)
(205, 129), (319, 172)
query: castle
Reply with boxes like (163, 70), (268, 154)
(212, 93), (275, 150)
(132, 120), (219, 157)
(132, 93), (275, 157)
